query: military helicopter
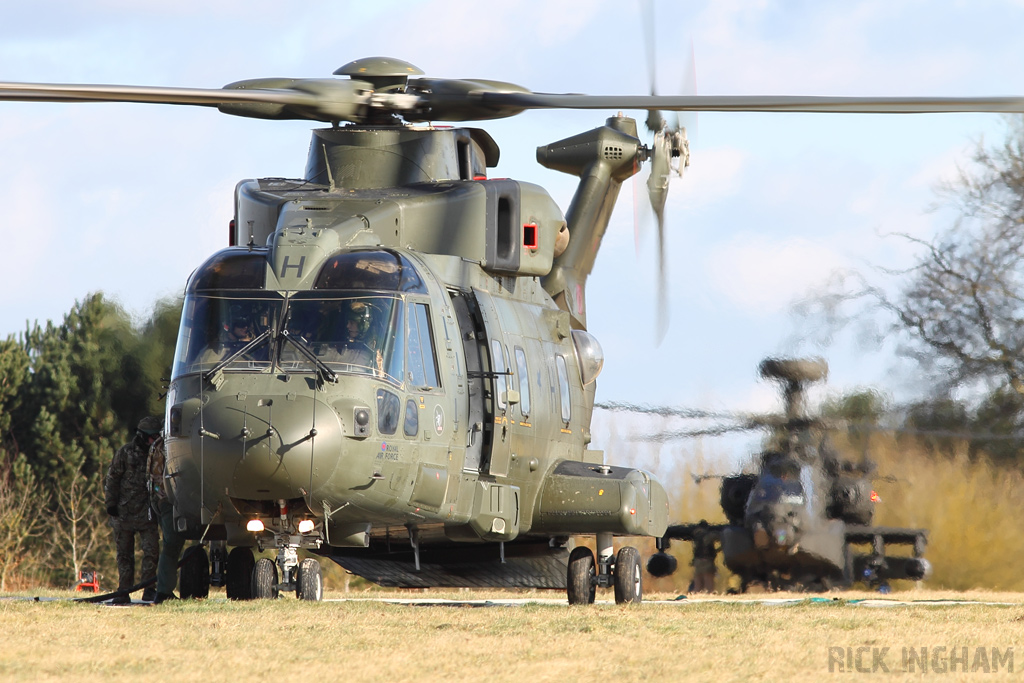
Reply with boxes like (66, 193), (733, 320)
(634, 358), (930, 592)
(2, 58), (1019, 604)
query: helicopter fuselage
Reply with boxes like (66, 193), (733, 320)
(162, 120), (668, 591)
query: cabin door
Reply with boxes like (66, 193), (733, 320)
(472, 288), (513, 478)
(450, 291), (489, 473)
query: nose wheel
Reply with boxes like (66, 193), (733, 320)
(252, 557), (279, 599)
(248, 541), (324, 601)
(566, 534), (643, 605)
(296, 557), (323, 601)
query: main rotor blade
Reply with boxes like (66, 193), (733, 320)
(0, 81), (318, 108)
(595, 401), (738, 420)
(480, 92), (1024, 115)
(5, 76), (1024, 124)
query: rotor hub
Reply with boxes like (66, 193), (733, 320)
(334, 57), (424, 92)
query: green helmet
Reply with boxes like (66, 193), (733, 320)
(137, 416), (162, 435)
(347, 303), (372, 337)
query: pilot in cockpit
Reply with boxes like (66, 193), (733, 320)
(322, 302), (374, 370)
(227, 316), (254, 343)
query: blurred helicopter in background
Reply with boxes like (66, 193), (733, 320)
(607, 358), (930, 592)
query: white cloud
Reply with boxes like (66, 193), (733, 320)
(674, 145), (747, 207)
(705, 234), (847, 315)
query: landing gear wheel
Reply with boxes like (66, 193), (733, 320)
(251, 557), (279, 600)
(567, 546), (596, 605)
(226, 547), (255, 600)
(613, 546), (642, 604)
(295, 558), (323, 602)
(179, 546), (210, 600)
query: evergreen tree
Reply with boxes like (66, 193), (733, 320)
(0, 293), (180, 587)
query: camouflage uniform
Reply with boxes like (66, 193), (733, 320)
(147, 435), (186, 599)
(104, 418), (161, 597)
(690, 521), (721, 593)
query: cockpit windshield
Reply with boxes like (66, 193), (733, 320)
(171, 248), (429, 386)
(171, 292), (406, 384)
(281, 293), (404, 384)
(172, 294), (283, 376)
(747, 475), (806, 510)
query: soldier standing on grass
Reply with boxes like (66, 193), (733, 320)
(148, 432), (185, 603)
(690, 520), (721, 593)
(104, 416), (161, 603)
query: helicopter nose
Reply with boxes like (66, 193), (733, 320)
(190, 393), (344, 502)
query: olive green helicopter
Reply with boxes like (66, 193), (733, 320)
(3, 57), (1024, 604)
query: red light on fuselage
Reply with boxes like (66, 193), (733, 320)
(523, 223), (538, 250)
(870, 490), (881, 503)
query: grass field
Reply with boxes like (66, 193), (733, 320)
(3, 588), (1023, 682)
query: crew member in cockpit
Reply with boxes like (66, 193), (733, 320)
(325, 301), (374, 370)
(228, 316), (254, 343)
(196, 313), (255, 367)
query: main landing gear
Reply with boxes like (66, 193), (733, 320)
(567, 533), (642, 605)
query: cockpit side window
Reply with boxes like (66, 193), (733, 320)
(407, 303), (440, 389)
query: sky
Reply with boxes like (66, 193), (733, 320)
(2, 0), (1023, 465)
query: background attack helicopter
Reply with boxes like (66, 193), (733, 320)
(612, 357), (930, 592)
(6, 37), (1024, 602)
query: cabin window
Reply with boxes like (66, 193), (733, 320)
(404, 399), (419, 437)
(555, 354), (571, 423)
(407, 303), (441, 389)
(514, 346), (531, 418)
(491, 339), (508, 412)
(376, 389), (400, 435)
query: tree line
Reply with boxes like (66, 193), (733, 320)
(0, 295), (180, 589)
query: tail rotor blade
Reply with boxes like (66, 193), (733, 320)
(646, 132), (672, 344)
(655, 205), (669, 344)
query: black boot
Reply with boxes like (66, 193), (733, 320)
(154, 592), (178, 604)
(141, 587), (157, 602)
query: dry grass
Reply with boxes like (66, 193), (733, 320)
(865, 437), (1024, 591)
(2, 589), (1023, 682)
(5, 420), (1024, 680)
